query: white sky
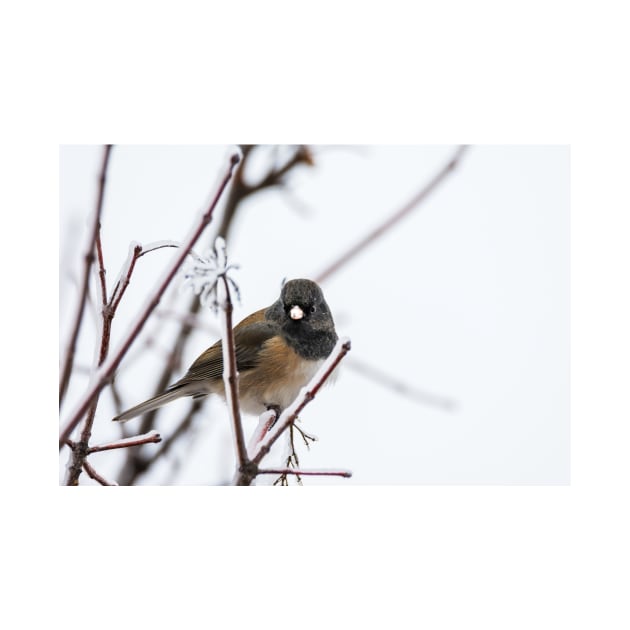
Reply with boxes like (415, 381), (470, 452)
(59, 144), (569, 485)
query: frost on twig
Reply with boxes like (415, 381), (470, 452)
(180, 236), (248, 469)
(181, 236), (248, 470)
(182, 237), (240, 311)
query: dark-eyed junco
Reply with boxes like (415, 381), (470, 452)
(113, 278), (338, 422)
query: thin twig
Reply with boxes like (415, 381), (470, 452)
(88, 430), (162, 453)
(216, 145), (313, 239)
(117, 399), (204, 485)
(259, 468), (352, 478)
(110, 243), (143, 314)
(149, 401), (201, 461)
(245, 337), (351, 478)
(280, 424), (304, 485)
(95, 231), (108, 308)
(137, 242), (181, 258)
(274, 424), (317, 485)
(218, 275), (248, 470)
(83, 460), (118, 486)
(65, 242), (144, 484)
(59, 152), (241, 449)
(314, 145), (469, 283)
(251, 145), (313, 190)
(293, 423), (317, 447)
(59, 144), (112, 406)
(346, 356), (457, 411)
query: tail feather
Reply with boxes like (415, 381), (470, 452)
(112, 384), (201, 423)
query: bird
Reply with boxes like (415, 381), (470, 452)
(113, 278), (338, 423)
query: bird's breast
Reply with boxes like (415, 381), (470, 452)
(237, 336), (326, 415)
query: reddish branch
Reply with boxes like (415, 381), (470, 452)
(115, 145), (314, 485)
(95, 231), (108, 308)
(59, 144), (112, 406)
(259, 468), (352, 478)
(229, 337), (352, 486)
(216, 145), (313, 239)
(218, 274), (248, 469)
(69, 432), (159, 485)
(59, 152), (241, 450)
(83, 460), (118, 486)
(314, 145), (469, 283)
(87, 430), (162, 453)
(346, 356), (457, 411)
(65, 243), (149, 484)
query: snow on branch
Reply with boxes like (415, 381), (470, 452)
(87, 430), (162, 453)
(228, 337), (352, 485)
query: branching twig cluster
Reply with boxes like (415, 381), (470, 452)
(271, 423), (318, 486)
(59, 145), (112, 406)
(114, 145), (315, 485)
(59, 144), (469, 485)
(60, 148), (241, 484)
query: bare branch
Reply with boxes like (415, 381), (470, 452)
(260, 468), (352, 478)
(88, 430), (162, 453)
(67, 240), (159, 483)
(248, 337), (352, 470)
(109, 243), (143, 313)
(346, 356), (457, 411)
(83, 460), (118, 486)
(216, 145), (313, 239)
(115, 145), (316, 483)
(117, 399), (204, 485)
(250, 145), (313, 191)
(314, 145), (469, 283)
(137, 241), (181, 258)
(66, 241), (156, 483)
(95, 231), (108, 308)
(149, 401), (201, 461)
(59, 152), (241, 449)
(59, 144), (113, 406)
(218, 274), (248, 469)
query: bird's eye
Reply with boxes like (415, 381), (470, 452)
(310, 305), (316, 313)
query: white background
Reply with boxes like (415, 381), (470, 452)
(60, 144), (569, 486)
(2, 1), (629, 629)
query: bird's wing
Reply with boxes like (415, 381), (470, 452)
(170, 313), (278, 387)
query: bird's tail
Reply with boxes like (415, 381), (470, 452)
(112, 384), (200, 423)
